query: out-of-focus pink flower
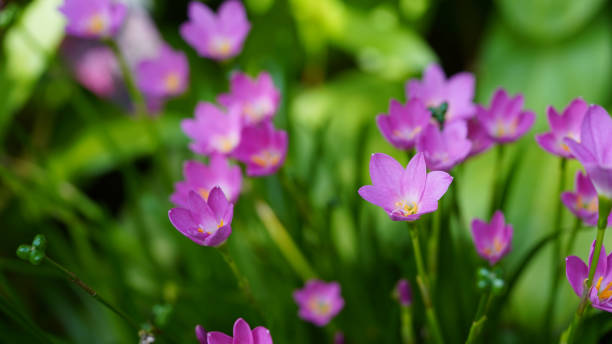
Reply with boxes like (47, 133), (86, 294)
(566, 241), (612, 312)
(232, 122), (288, 176)
(471, 211), (513, 265)
(358, 153), (453, 221)
(181, 102), (243, 156)
(466, 117), (494, 158)
(180, 0), (251, 61)
(536, 98), (588, 159)
(416, 121), (472, 171)
(59, 0), (127, 38)
(561, 171), (612, 226)
(218, 71), (281, 125)
(195, 325), (207, 344)
(476, 88), (535, 143)
(74, 46), (118, 98)
(376, 98), (431, 150)
(395, 279), (412, 306)
(206, 318), (273, 344)
(293, 280), (345, 327)
(405, 63), (476, 122)
(136, 45), (189, 99)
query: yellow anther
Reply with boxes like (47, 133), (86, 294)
(198, 188), (210, 200)
(197, 227), (205, 233)
(217, 219), (224, 229)
(596, 276), (603, 291)
(252, 150), (281, 168)
(308, 298), (330, 316)
(164, 73), (181, 93)
(394, 200), (418, 216)
(87, 13), (107, 35)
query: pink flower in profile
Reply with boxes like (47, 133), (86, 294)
(405, 63), (476, 122)
(136, 45), (189, 99)
(59, 0), (127, 38)
(74, 46), (117, 98)
(566, 241), (612, 312)
(182, 102), (242, 156)
(476, 88), (535, 143)
(293, 280), (344, 327)
(536, 98), (588, 158)
(561, 171), (607, 226)
(416, 121), (472, 171)
(471, 211), (513, 265)
(395, 279), (412, 306)
(565, 105), (612, 200)
(358, 153), (453, 221)
(232, 122), (288, 176)
(171, 155), (242, 208)
(168, 187), (233, 247)
(218, 72), (281, 125)
(376, 98), (431, 150)
(195, 325), (207, 344)
(466, 117), (494, 158)
(206, 318), (273, 344)
(180, 0), (251, 61)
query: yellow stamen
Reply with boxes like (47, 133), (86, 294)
(251, 150), (281, 168)
(198, 188), (210, 200)
(211, 37), (232, 56)
(596, 276), (603, 291)
(392, 126), (422, 141)
(87, 13), (107, 35)
(561, 143), (570, 152)
(308, 298), (331, 316)
(197, 227), (205, 233)
(217, 219), (224, 229)
(164, 73), (181, 93)
(597, 279), (612, 300)
(394, 200), (418, 216)
(493, 238), (504, 253)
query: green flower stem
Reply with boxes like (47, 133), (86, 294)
(428, 207), (441, 289)
(254, 199), (317, 282)
(489, 145), (504, 215)
(104, 38), (146, 116)
(217, 245), (261, 317)
(400, 305), (416, 344)
(409, 223), (444, 344)
(465, 290), (494, 344)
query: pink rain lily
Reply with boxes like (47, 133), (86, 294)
(168, 187), (233, 247)
(205, 318), (273, 344)
(171, 155), (242, 208)
(535, 98), (588, 158)
(358, 152), (453, 221)
(566, 241), (612, 312)
(565, 105), (612, 200)
(466, 117), (494, 158)
(476, 88), (535, 143)
(182, 102), (243, 156)
(218, 72), (281, 125)
(416, 121), (472, 171)
(471, 211), (513, 265)
(196, 325), (207, 344)
(405, 63), (476, 122)
(73, 46), (118, 98)
(376, 98), (431, 150)
(59, 0), (127, 38)
(232, 122), (288, 176)
(136, 45), (189, 99)
(562, 171), (612, 226)
(395, 279), (412, 306)
(180, 0), (251, 61)
(293, 280), (345, 327)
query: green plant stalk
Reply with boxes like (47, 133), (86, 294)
(428, 207), (441, 289)
(217, 246), (261, 316)
(488, 145), (505, 215)
(409, 223), (444, 344)
(400, 306), (415, 344)
(465, 290), (494, 344)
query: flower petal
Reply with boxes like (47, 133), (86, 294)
(369, 153), (403, 189)
(207, 332), (233, 344)
(566, 255), (588, 297)
(252, 327), (273, 344)
(233, 318), (253, 344)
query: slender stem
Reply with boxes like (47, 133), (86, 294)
(428, 208), (441, 289)
(217, 246), (260, 314)
(489, 145), (504, 215)
(409, 223), (444, 344)
(400, 306), (415, 344)
(104, 38), (147, 116)
(465, 290), (494, 344)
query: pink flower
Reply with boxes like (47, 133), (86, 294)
(395, 279), (412, 306)
(136, 45), (189, 99)
(218, 72), (281, 125)
(562, 171), (612, 227)
(536, 98), (588, 158)
(232, 122), (288, 176)
(358, 153), (453, 221)
(74, 46), (118, 98)
(293, 280), (345, 327)
(196, 325), (207, 344)
(405, 63), (476, 122)
(466, 117), (494, 158)
(471, 211), (513, 265)
(476, 88), (535, 143)
(206, 318), (273, 344)
(59, 0), (127, 38)
(180, 0), (251, 61)
(376, 98), (431, 150)
(168, 188), (233, 247)
(416, 121), (472, 171)
(566, 241), (612, 312)
(181, 102), (243, 156)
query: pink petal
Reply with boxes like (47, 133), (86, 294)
(368, 153), (403, 189)
(252, 327), (273, 344)
(566, 255), (588, 297)
(233, 318), (253, 344)
(207, 332), (233, 344)
(401, 153), (426, 200)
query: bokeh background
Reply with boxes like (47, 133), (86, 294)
(1, 0), (612, 343)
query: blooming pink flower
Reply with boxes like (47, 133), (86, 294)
(466, 117), (494, 158)
(566, 241), (612, 312)
(206, 318), (273, 344)
(471, 211), (513, 265)
(536, 98), (588, 158)
(476, 88), (535, 143)
(74, 46), (118, 98)
(168, 188), (233, 247)
(293, 280), (344, 327)
(376, 98), (431, 150)
(59, 0), (127, 38)
(218, 72), (281, 125)
(232, 122), (288, 176)
(171, 155), (242, 208)
(416, 121), (472, 171)
(136, 45), (189, 99)
(358, 152), (453, 221)
(561, 171), (612, 226)
(565, 105), (612, 200)
(395, 279), (412, 306)
(405, 63), (476, 122)
(180, 0), (251, 61)
(182, 102), (243, 156)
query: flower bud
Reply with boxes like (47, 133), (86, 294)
(32, 234), (47, 252)
(29, 248), (45, 265)
(16, 245), (31, 260)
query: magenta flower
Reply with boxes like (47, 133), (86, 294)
(376, 98), (431, 150)
(476, 88), (535, 143)
(405, 63), (475, 122)
(535, 98), (588, 158)
(182, 102), (242, 156)
(232, 122), (288, 176)
(566, 241), (612, 312)
(218, 72), (281, 125)
(466, 117), (494, 158)
(74, 46), (118, 98)
(395, 279), (412, 306)
(562, 171), (612, 227)
(180, 0), (251, 61)
(196, 325), (207, 344)
(59, 0), (127, 38)
(206, 318), (273, 344)
(416, 121), (472, 171)
(565, 105), (612, 200)
(358, 153), (453, 221)
(171, 155), (242, 208)
(471, 211), (513, 265)
(293, 280), (344, 327)
(136, 45), (189, 99)
(168, 187), (233, 247)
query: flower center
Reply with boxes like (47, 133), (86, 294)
(494, 119), (518, 138)
(214, 134), (239, 153)
(210, 37), (233, 57)
(394, 200), (418, 216)
(244, 98), (273, 121)
(198, 188), (210, 200)
(483, 238), (504, 256)
(392, 126), (422, 141)
(576, 195), (598, 213)
(308, 297), (331, 316)
(251, 150), (281, 168)
(197, 219), (224, 235)
(87, 13), (108, 35)
(164, 72), (181, 93)
(595, 276), (612, 300)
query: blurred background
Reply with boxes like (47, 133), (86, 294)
(1, 0), (612, 343)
